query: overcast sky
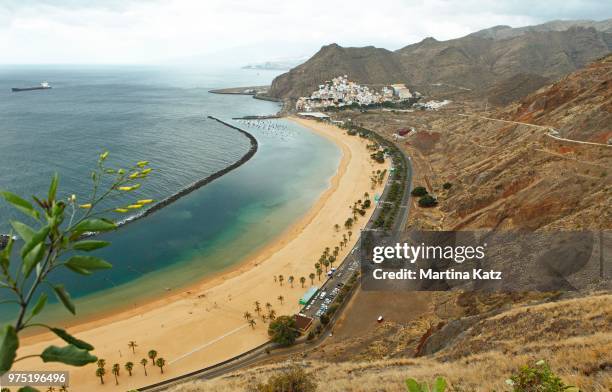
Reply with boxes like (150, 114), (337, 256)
(1, 0), (610, 65)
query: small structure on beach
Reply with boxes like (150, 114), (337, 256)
(299, 286), (319, 305)
(295, 313), (314, 332)
(298, 112), (330, 120)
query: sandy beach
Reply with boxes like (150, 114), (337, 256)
(15, 117), (389, 391)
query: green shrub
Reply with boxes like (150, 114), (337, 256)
(443, 182), (452, 190)
(267, 316), (300, 346)
(252, 365), (317, 392)
(405, 376), (446, 392)
(507, 360), (579, 392)
(418, 195), (438, 207)
(411, 186), (428, 197)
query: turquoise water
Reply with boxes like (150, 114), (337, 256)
(0, 66), (340, 322)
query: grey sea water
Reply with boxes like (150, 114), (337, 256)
(0, 66), (340, 321)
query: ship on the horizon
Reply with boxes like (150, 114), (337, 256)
(11, 81), (51, 92)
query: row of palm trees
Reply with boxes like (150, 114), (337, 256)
(94, 344), (166, 385)
(244, 296), (287, 329)
(370, 169), (386, 189)
(272, 274), (311, 288)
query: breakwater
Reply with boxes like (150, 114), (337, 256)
(111, 117), (258, 231)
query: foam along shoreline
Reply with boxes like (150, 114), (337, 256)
(16, 118), (389, 392)
(105, 116), (258, 231)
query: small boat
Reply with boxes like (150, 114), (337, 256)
(12, 81), (52, 92)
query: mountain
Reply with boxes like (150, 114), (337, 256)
(269, 43), (405, 99)
(469, 19), (612, 40)
(268, 19), (612, 102)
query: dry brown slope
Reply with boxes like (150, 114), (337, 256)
(170, 294), (612, 391)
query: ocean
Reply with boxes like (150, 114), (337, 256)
(0, 65), (341, 322)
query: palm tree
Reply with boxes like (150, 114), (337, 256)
(243, 311), (252, 321)
(254, 301), (261, 315)
(278, 274), (284, 286)
(323, 259), (330, 272)
(96, 367), (105, 385)
(314, 262), (321, 271)
(265, 302), (272, 311)
(334, 246), (339, 257)
(288, 275), (294, 288)
(324, 247), (330, 256)
(148, 350), (158, 367)
(59, 385), (68, 392)
(96, 359), (106, 369)
(128, 340), (138, 354)
(334, 223), (340, 232)
(300, 276), (306, 288)
(248, 318), (256, 329)
(125, 361), (134, 376)
(273, 275), (277, 283)
(309, 273), (315, 285)
(339, 240), (344, 250)
(140, 358), (148, 376)
(316, 267), (323, 281)
(329, 256), (336, 269)
(277, 295), (284, 305)
(364, 192), (370, 200)
(112, 363), (120, 385)
(261, 314), (268, 323)
(155, 357), (166, 374)
(268, 309), (277, 320)
(348, 230), (353, 240)
(46, 387), (56, 392)
(343, 234), (347, 243)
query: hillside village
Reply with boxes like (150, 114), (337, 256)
(295, 75), (418, 111)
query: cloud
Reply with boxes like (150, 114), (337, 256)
(0, 0), (610, 64)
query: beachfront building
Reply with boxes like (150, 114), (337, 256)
(390, 83), (413, 99)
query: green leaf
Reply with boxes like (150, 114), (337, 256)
(0, 191), (39, 220)
(22, 242), (45, 279)
(433, 377), (447, 392)
(406, 378), (422, 392)
(52, 285), (75, 315)
(72, 218), (116, 234)
(0, 235), (13, 271)
(18, 387), (40, 392)
(30, 293), (48, 318)
(0, 324), (19, 376)
(20, 225), (49, 260)
(72, 240), (110, 252)
(40, 345), (97, 366)
(49, 328), (94, 351)
(48, 173), (59, 203)
(10, 221), (35, 243)
(65, 256), (112, 274)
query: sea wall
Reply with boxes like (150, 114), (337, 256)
(115, 116), (258, 229)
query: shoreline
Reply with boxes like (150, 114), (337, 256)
(21, 116), (348, 337)
(17, 118), (388, 392)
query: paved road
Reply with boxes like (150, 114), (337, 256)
(300, 137), (413, 320)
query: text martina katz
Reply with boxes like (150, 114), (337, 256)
(372, 268), (503, 280)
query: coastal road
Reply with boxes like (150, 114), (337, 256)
(301, 137), (413, 320)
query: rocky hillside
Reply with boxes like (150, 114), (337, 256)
(329, 54), (611, 231)
(268, 19), (612, 102)
(507, 53), (612, 143)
